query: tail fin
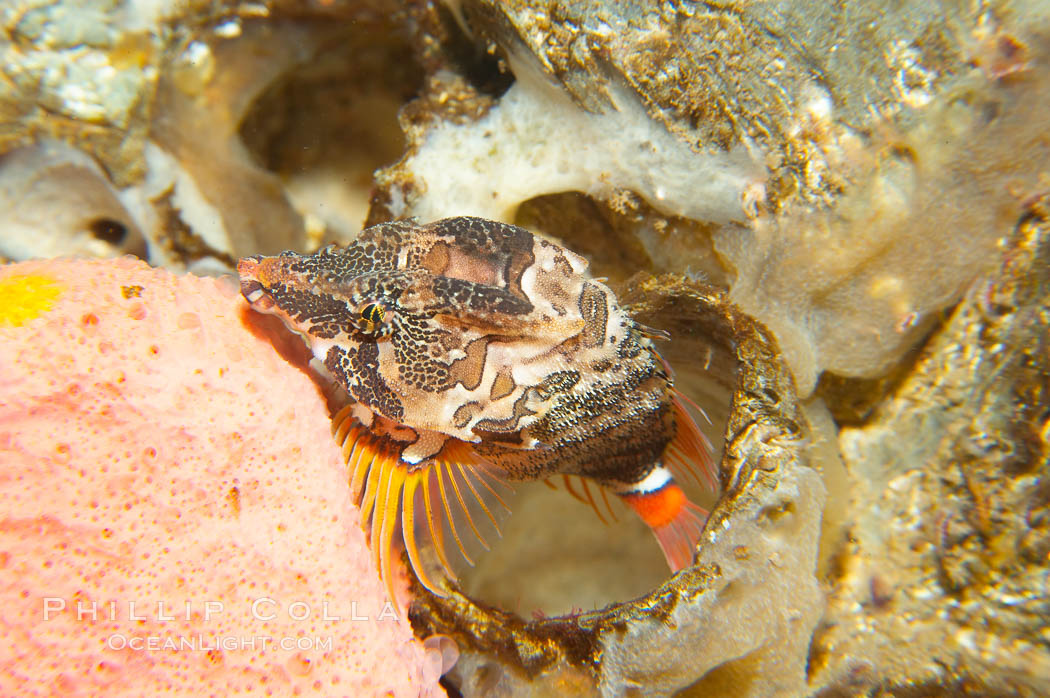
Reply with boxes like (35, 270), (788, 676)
(618, 466), (708, 571)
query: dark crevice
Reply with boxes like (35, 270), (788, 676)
(434, 3), (515, 99)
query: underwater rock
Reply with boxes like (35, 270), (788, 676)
(0, 257), (444, 696)
(136, 17), (316, 268)
(1, 2), (376, 271)
(810, 197), (1050, 695)
(0, 0), (175, 185)
(0, 140), (147, 261)
(237, 11), (422, 243)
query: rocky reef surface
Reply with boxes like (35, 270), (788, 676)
(2, 0), (1048, 695)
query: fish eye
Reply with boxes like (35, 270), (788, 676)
(360, 302), (384, 324)
(356, 302), (389, 335)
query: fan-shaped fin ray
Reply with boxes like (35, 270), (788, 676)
(334, 411), (514, 604)
(443, 460), (491, 552)
(332, 408), (375, 500)
(377, 465), (406, 609)
(348, 445), (375, 502)
(331, 405), (354, 441)
(650, 499), (708, 571)
(452, 445), (514, 514)
(562, 474), (587, 504)
(665, 446), (702, 490)
(401, 472), (444, 595)
(369, 457), (394, 555)
(455, 463), (502, 534)
(599, 484), (619, 523)
(578, 476), (609, 525)
(358, 447), (385, 524)
(421, 469), (457, 581)
(434, 461), (476, 565)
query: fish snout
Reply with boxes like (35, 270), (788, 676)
(236, 256), (275, 310)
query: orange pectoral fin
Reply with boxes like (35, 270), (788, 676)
(331, 406), (513, 605)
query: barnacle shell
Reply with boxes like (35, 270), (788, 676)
(411, 277), (826, 696)
(377, 2), (1050, 694)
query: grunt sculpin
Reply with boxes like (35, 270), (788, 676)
(237, 216), (717, 605)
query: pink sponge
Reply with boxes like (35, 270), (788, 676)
(0, 258), (446, 696)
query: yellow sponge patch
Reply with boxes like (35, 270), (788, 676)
(0, 274), (63, 326)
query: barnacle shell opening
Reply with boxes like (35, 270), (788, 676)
(235, 215), (727, 617)
(411, 275), (821, 694)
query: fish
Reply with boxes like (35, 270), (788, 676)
(237, 216), (718, 604)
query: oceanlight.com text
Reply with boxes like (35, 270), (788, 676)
(105, 633), (334, 652)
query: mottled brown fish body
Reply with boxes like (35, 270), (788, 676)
(239, 217), (716, 602)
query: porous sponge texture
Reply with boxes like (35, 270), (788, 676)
(0, 257), (437, 697)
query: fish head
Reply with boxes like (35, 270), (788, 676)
(236, 217), (635, 444)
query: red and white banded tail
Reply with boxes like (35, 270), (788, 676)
(619, 467), (710, 571)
